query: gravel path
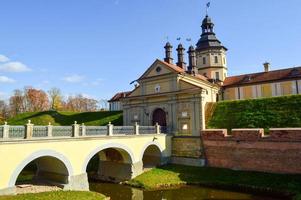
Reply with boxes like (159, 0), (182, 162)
(16, 184), (62, 194)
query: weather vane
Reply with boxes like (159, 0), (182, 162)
(206, 1), (211, 16)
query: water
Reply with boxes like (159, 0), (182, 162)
(90, 182), (284, 200)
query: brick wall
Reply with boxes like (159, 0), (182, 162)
(172, 136), (203, 159)
(201, 128), (301, 174)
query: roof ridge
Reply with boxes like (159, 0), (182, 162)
(227, 66), (301, 78)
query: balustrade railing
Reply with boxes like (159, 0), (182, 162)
(140, 126), (156, 134)
(85, 126), (107, 136)
(32, 126), (48, 137)
(0, 121), (163, 140)
(9, 126), (25, 138)
(0, 126), (3, 138)
(113, 126), (135, 135)
(52, 126), (73, 137)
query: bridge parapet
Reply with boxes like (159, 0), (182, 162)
(0, 121), (165, 141)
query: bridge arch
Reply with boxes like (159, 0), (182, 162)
(9, 150), (73, 188)
(140, 141), (164, 168)
(82, 143), (135, 172)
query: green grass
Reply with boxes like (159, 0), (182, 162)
(5, 110), (123, 126)
(127, 164), (301, 199)
(208, 94), (301, 130)
(0, 191), (106, 200)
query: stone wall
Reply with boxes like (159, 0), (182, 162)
(171, 136), (205, 166)
(201, 128), (301, 174)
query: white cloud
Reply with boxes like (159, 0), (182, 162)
(0, 76), (15, 83)
(0, 62), (31, 72)
(62, 74), (85, 83)
(0, 55), (9, 63)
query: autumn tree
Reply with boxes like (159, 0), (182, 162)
(0, 100), (9, 122)
(65, 95), (98, 112)
(9, 89), (26, 116)
(48, 87), (63, 110)
(25, 88), (50, 112)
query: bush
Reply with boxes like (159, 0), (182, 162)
(208, 95), (301, 130)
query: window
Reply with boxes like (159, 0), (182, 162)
(182, 124), (188, 130)
(203, 57), (206, 64)
(215, 72), (220, 80)
(155, 66), (162, 74)
(155, 84), (161, 93)
(214, 56), (218, 63)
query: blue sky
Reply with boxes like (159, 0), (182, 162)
(0, 0), (301, 101)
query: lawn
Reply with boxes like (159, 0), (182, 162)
(127, 164), (301, 199)
(6, 110), (123, 126)
(0, 191), (106, 200)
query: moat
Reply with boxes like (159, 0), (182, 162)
(90, 182), (285, 200)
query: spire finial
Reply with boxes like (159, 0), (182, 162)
(206, 2), (211, 16)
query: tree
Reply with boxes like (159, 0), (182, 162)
(25, 88), (49, 112)
(0, 100), (9, 122)
(9, 89), (26, 116)
(65, 95), (98, 112)
(48, 87), (63, 110)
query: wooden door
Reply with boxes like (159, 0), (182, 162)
(152, 108), (167, 126)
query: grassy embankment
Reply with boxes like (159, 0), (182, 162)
(0, 191), (107, 200)
(207, 94), (301, 131)
(5, 110), (123, 126)
(127, 164), (301, 200)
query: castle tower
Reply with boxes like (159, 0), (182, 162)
(196, 15), (228, 81)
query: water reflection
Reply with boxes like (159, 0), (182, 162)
(90, 182), (283, 200)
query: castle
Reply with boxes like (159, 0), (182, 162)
(118, 13), (301, 136)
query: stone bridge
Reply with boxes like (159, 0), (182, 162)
(0, 121), (172, 195)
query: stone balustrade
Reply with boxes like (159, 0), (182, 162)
(0, 121), (163, 140)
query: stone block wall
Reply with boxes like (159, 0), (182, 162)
(172, 136), (203, 158)
(201, 128), (301, 174)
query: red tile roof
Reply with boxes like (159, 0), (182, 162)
(223, 66), (301, 87)
(152, 59), (210, 82)
(108, 91), (131, 102)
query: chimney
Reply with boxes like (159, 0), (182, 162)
(176, 44), (186, 69)
(187, 45), (197, 75)
(164, 42), (173, 64)
(263, 62), (270, 72)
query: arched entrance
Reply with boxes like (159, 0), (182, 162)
(152, 108), (167, 126)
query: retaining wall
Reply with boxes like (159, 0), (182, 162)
(201, 128), (301, 174)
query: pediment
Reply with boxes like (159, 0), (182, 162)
(138, 59), (182, 80)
